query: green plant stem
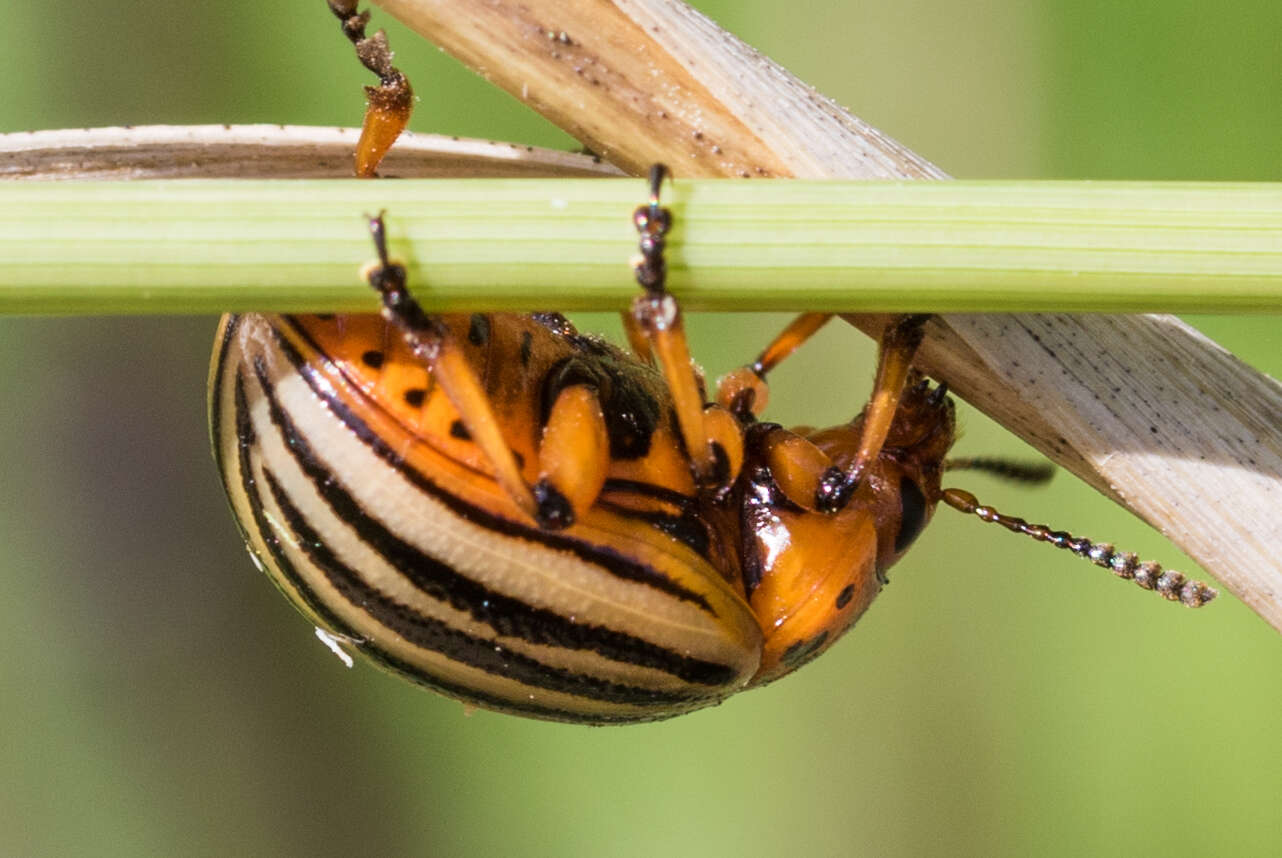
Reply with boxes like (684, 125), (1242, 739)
(3, 178), (1282, 314)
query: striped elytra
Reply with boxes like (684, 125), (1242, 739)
(210, 9), (959, 724)
(208, 176), (1213, 725)
(207, 4), (1218, 728)
(209, 303), (957, 724)
(211, 312), (765, 723)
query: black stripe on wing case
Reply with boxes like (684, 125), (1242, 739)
(261, 466), (707, 708)
(233, 362), (680, 723)
(251, 357), (738, 688)
(222, 325), (701, 724)
(281, 318), (718, 614)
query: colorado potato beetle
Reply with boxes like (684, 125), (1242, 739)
(210, 2), (1214, 722)
(209, 164), (1216, 724)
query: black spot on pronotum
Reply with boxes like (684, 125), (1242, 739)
(520, 330), (533, 366)
(835, 584), (855, 610)
(895, 477), (927, 553)
(468, 314), (491, 346)
(361, 349), (385, 369)
(314, 313), (337, 321)
(403, 387), (427, 408)
(449, 419), (471, 441)
(601, 385), (661, 459)
(541, 357), (661, 460)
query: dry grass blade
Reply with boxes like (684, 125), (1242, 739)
(0, 125), (622, 180)
(372, 0), (1282, 630)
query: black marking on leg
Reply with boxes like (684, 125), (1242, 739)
(533, 479), (575, 530)
(708, 441), (730, 488)
(815, 466), (854, 513)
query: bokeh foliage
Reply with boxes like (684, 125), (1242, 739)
(2, 1), (1280, 856)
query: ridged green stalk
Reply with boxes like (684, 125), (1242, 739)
(3, 178), (1281, 314)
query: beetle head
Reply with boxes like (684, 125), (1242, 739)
(738, 373), (955, 684)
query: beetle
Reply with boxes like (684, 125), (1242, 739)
(208, 162), (1216, 724)
(208, 2), (1216, 723)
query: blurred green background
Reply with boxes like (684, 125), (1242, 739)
(3, 1), (1282, 855)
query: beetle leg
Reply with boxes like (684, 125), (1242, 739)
(363, 214), (546, 525)
(756, 425), (834, 512)
(329, 1), (414, 178)
(535, 384), (611, 528)
(628, 164), (724, 488)
(621, 311), (655, 365)
(751, 313), (834, 378)
(716, 313), (833, 420)
(815, 314), (931, 513)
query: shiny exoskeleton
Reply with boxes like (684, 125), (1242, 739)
(210, 164), (1216, 724)
(212, 18), (1215, 719)
(210, 160), (1218, 723)
(209, 160), (965, 723)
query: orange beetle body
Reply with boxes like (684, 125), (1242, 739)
(211, 303), (955, 723)
(212, 1), (1213, 726)
(741, 382), (954, 681)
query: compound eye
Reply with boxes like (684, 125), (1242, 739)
(895, 477), (928, 553)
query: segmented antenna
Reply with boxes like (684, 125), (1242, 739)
(942, 488), (1217, 607)
(945, 457), (1056, 485)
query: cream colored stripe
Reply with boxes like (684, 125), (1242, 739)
(244, 422), (692, 721)
(249, 380), (717, 693)
(267, 358), (757, 673)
